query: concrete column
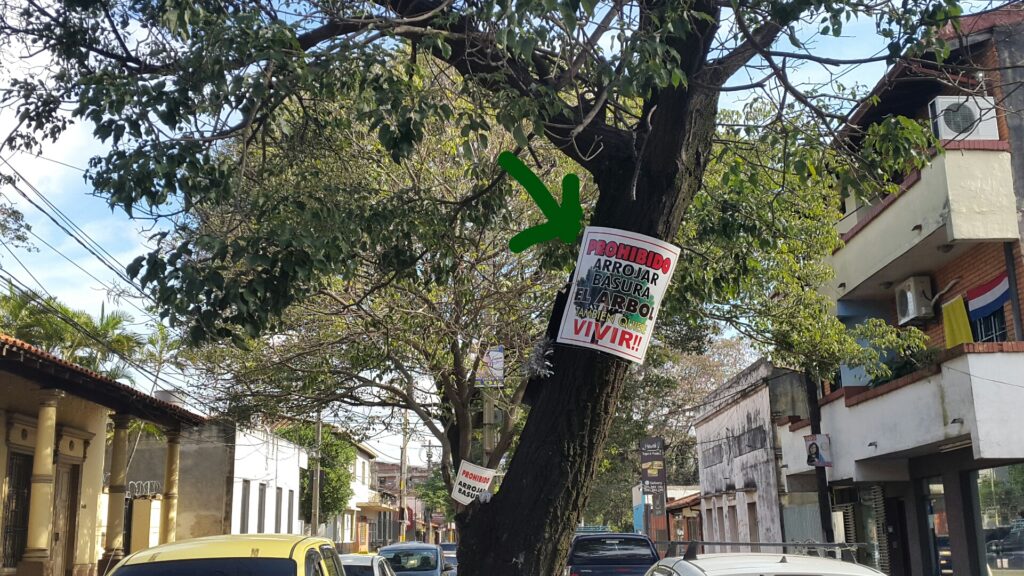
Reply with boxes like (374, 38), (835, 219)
(98, 414), (131, 574)
(17, 389), (62, 576)
(159, 428), (180, 544)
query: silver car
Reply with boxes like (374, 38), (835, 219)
(338, 554), (397, 576)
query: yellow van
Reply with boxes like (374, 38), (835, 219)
(107, 534), (346, 576)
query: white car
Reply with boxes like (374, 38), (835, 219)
(338, 553), (398, 576)
(645, 553), (886, 576)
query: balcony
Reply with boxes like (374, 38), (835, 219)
(776, 343), (1024, 484)
(356, 489), (398, 513)
(827, 142), (1017, 301)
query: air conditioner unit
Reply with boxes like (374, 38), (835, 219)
(895, 276), (935, 326)
(928, 96), (999, 140)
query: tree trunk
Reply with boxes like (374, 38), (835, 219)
(456, 83), (721, 575)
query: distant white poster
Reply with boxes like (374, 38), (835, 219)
(475, 346), (504, 383)
(451, 460), (496, 505)
(556, 227), (680, 363)
(804, 434), (833, 467)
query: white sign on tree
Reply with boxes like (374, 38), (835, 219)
(451, 460), (497, 505)
(557, 227), (680, 363)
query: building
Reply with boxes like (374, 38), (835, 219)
(694, 360), (811, 552)
(375, 462), (442, 543)
(123, 419), (307, 542)
(773, 7), (1024, 575)
(0, 333), (203, 576)
(325, 442), (398, 553)
(631, 484), (700, 539)
(667, 492), (703, 543)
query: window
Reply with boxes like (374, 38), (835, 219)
(257, 483), (267, 533)
(380, 549), (439, 572)
(275, 487), (283, 532)
(319, 545), (344, 576)
(288, 490), (295, 533)
(305, 549), (324, 576)
(111, 558), (297, 576)
(239, 480), (251, 534)
(976, 463), (1024, 575)
(2, 452), (33, 568)
(361, 461), (367, 484)
(567, 537), (658, 565)
(973, 308), (1008, 343)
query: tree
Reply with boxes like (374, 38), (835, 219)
(1, 0), (970, 571)
(0, 284), (144, 380)
(278, 423), (357, 523)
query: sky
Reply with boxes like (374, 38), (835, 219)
(0, 7), (955, 464)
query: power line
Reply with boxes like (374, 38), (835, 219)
(0, 157), (143, 295)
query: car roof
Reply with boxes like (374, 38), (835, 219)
(666, 553), (884, 576)
(338, 554), (374, 565)
(379, 542), (438, 550)
(574, 532), (650, 540)
(120, 534), (331, 565)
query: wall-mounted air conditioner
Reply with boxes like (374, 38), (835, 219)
(896, 276), (935, 326)
(928, 96), (999, 140)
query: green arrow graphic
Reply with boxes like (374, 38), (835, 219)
(498, 151), (583, 253)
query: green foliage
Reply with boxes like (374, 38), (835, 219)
(418, 467), (456, 522)
(0, 199), (32, 250)
(278, 423), (356, 522)
(661, 102), (929, 379)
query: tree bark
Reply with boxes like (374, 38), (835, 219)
(456, 79), (722, 575)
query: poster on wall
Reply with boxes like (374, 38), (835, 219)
(804, 434), (833, 467)
(556, 227), (681, 363)
(450, 460), (497, 505)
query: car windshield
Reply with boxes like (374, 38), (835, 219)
(569, 538), (656, 565)
(339, 566), (373, 576)
(380, 550), (438, 572)
(112, 558), (297, 576)
(439, 544), (456, 553)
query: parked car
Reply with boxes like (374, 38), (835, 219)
(107, 534), (346, 576)
(644, 552), (886, 576)
(378, 543), (455, 576)
(339, 554), (397, 576)
(565, 533), (659, 576)
(439, 543), (458, 573)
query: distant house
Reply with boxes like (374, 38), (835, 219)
(694, 359), (810, 551)
(0, 333), (203, 576)
(123, 419), (307, 541)
(325, 442), (397, 553)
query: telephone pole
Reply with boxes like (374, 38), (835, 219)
(805, 375), (835, 544)
(424, 441), (442, 544)
(399, 406), (409, 542)
(311, 412), (322, 535)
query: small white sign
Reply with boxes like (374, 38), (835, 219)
(556, 227), (680, 363)
(450, 460), (496, 505)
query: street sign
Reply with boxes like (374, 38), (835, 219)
(640, 437), (667, 516)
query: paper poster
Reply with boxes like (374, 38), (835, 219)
(557, 227), (680, 363)
(451, 460), (496, 505)
(804, 434), (833, 468)
(474, 346), (504, 383)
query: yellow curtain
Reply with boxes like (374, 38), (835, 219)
(942, 296), (974, 348)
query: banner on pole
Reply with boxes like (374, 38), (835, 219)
(804, 434), (833, 467)
(451, 460), (497, 505)
(475, 346), (504, 383)
(557, 227), (680, 363)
